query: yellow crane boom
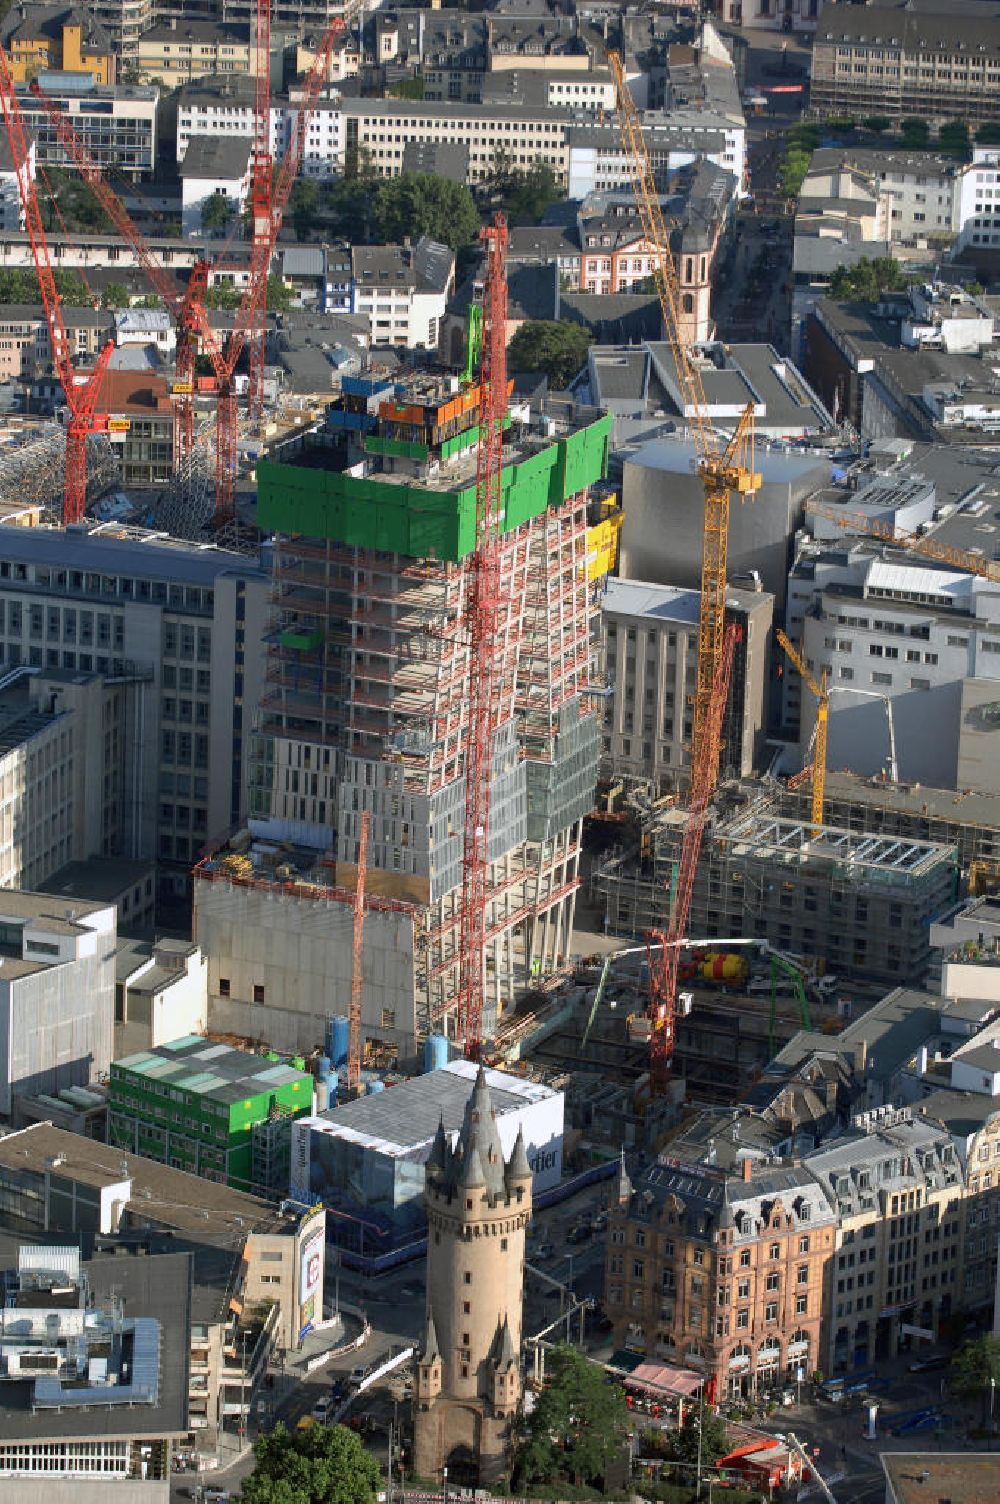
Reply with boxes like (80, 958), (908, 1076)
(776, 628), (828, 833)
(806, 499), (1000, 584)
(609, 50), (761, 788)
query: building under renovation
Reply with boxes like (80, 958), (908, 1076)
(192, 372), (611, 1065)
(595, 797), (958, 987)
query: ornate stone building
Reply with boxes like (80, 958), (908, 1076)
(414, 1068), (532, 1485)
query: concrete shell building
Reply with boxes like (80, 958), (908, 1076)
(194, 376), (608, 1061)
(414, 1067), (532, 1485)
(619, 440), (829, 612)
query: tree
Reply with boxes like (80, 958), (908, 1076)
(386, 76), (425, 100)
(374, 173), (480, 251)
(503, 159), (563, 224)
(0, 267), (89, 305)
(864, 116), (892, 134)
(949, 1333), (1000, 1421)
(102, 282), (132, 309)
(938, 119), (970, 155)
(290, 178), (320, 241)
(508, 320), (590, 387)
(900, 117), (930, 148)
(201, 192), (233, 232)
(829, 255), (910, 302)
(512, 1344), (630, 1490)
(977, 122), (1000, 145)
(664, 1407), (731, 1469)
(266, 273), (294, 312)
(205, 281), (243, 311)
(239, 1422), (382, 1504)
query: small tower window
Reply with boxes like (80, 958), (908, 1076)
(463, 1301), (470, 1314)
(461, 1364), (469, 1378)
(466, 1199), (473, 1210)
(501, 1238), (508, 1251)
(462, 1332), (470, 1345)
(463, 1272), (472, 1285)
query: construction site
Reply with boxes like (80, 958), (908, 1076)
(193, 337), (613, 1064)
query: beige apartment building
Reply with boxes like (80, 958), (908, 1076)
(810, 8), (1000, 126)
(137, 21), (254, 87)
(340, 97), (571, 184)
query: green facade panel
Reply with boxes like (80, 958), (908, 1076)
(257, 413), (612, 563)
(364, 435), (431, 462)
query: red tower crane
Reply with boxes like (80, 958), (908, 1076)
(456, 214), (509, 1059)
(248, 0), (273, 422)
(348, 809), (371, 1093)
(645, 623), (740, 1095)
(32, 11), (351, 516)
(0, 48), (114, 525)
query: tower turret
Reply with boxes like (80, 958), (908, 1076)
(414, 1066), (532, 1485)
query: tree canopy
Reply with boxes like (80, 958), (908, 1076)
(829, 256), (910, 302)
(374, 173), (480, 250)
(0, 268), (90, 306)
(900, 117), (930, 148)
(508, 320), (590, 388)
(511, 1343), (630, 1491)
(778, 124), (820, 198)
(39, 163), (113, 234)
(503, 160), (563, 225)
(938, 119), (970, 156)
(663, 1407), (731, 1469)
(238, 1422), (382, 1504)
(290, 178), (320, 241)
(201, 192), (234, 231)
(949, 1333), (1000, 1417)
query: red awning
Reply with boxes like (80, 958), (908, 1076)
(626, 1361), (703, 1398)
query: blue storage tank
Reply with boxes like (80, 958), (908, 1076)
(365, 1079), (385, 1096)
(316, 1054), (332, 1080)
(328, 1016), (350, 1067)
(423, 1034), (449, 1074)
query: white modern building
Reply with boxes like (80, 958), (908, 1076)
(180, 135), (252, 239)
(790, 543), (1000, 793)
(0, 889), (115, 1117)
(16, 80), (157, 179)
(351, 238), (454, 350)
(289, 1061), (565, 1258)
(957, 146), (1000, 252)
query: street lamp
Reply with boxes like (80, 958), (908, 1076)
(442, 1464), (448, 1504)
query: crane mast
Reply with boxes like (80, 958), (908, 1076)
(248, 0), (273, 421)
(0, 46), (114, 525)
(776, 628), (828, 834)
(457, 214), (509, 1058)
(647, 624), (740, 1094)
(348, 810), (371, 1093)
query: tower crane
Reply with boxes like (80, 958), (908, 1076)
(646, 624), (740, 1094)
(457, 214), (509, 1059)
(776, 628), (828, 833)
(806, 498), (1000, 584)
(28, 88), (222, 476)
(248, 0), (273, 422)
(348, 809), (371, 1094)
(31, 10), (354, 515)
(609, 50), (760, 792)
(0, 47), (114, 525)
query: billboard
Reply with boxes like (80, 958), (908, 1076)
(298, 1216), (325, 1336)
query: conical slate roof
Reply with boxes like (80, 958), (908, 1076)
(422, 1310), (440, 1362)
(457, 1065), (507, 1199)
(506, 1123), (531, 1185)
(428, 1115), (449, 1173)
(458, 1133), (486, 1190)
(493, 1316), (517, 1368)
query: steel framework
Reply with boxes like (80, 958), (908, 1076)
(248, 0), (273, 422)
(348, 809), (371, 1092)
(457, 214), (510, 1057)
(646, 624), (740, 1093)
(0, 48), (114, 525)
(806, 498), (1000, 583)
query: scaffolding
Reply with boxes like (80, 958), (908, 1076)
(243, 381), (610, 1045)
(0, 425), (118, 523)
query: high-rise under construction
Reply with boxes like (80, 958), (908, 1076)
(193, 362), (613, 1064)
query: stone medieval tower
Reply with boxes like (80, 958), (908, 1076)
(413, 1067), (532, 1485)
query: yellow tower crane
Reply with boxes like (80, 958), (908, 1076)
(806, 499), (1000, 585)
(609, 51), (761, 789)
(776, 628), (828, 833)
